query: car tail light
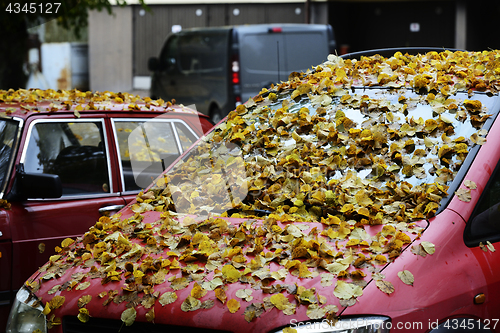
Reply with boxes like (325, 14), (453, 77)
(268, 27), (282, 33)
(231, 59), (240, 85)
(231, 54), (241, 106)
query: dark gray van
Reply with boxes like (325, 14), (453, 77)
(148, 24), (336, 123)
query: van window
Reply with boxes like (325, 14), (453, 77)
(23, 120), (110, 196)
(240, 34), (282, 73)
(284, 32), (328, 70)
(177, 33), (226, 74)
(159, 35), (179, 71)
(465, 160), (500, 246)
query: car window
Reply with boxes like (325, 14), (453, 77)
(159, 35), (178, 70)
(465, 160), (500, 246)
(174, 122), (197, 152)
(113, 120), (187, 191)
(0, 119), (19, 193)
(23, 120), (110, 196)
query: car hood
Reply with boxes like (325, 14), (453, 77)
(26, 205), (427, 332)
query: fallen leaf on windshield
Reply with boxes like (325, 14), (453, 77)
(397, 270), (414, 286)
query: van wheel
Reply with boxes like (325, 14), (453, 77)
(210, 106), (223, 124)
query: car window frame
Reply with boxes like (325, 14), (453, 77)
(464, 155), (500, 247)
(111, 118), (199, 194)
(0, 116), (23, 200)
(19, 117), (115, 200)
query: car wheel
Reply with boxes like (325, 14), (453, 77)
(210, 106), (223, 124)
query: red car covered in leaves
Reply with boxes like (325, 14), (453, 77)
(0, 89), (213, 329)
(6, 49), (500, 333)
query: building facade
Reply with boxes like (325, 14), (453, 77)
(87, 0), (500, 92)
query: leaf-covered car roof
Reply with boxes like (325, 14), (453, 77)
(0, 89), (202, 119)
(27, 50), (500, 331)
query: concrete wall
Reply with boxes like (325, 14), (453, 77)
(88, 6), (133, 92)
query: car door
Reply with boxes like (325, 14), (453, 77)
(111, 117), (200, 205)
(9, 115), (126, 290)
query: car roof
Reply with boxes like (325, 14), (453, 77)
(0, 89), (207, 120)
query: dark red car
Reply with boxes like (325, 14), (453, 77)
(0, 89), (213, 327)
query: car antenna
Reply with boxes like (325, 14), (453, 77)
(277, 41), (280, 82)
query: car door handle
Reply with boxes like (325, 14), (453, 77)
(99, 205), (125, 215)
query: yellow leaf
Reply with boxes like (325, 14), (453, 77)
(376, 280), (395, 294)
(61, 238), (74, 248)
(222, 264), (242, 283)
(373, 254), (387, 265)
(77, 295), (92, 308)
(77, 308), (90, 323)
(159, 292), (177, 306)
(191, 282), (207, 299)
(76, 282), (91, 291)
(227, 298), (240, 313)
(146, 308), (155, 322)
(42, 302), (51, 316)
(464, 180), (477, 189)
(49, 296), (65, 309)
(270, 293), (290, 310)
(333, 280), (362, 300)
(397, 270), (414, 286)
(455, 188), (471, 202)
(215, 287), (227, 304)
(421, 241), (435, 255)
(181, 296), (202, 312)
(121, 307), (137, 326)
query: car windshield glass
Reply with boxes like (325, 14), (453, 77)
(144, 87), (495, 223)
(0, 119), (19, 194)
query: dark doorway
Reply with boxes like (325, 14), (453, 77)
(329, 1), (456, 54)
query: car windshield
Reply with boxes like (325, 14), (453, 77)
(0, 118), (19, 196)
(141, 52), (497, 225)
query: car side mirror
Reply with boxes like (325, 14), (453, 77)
(15, 164), (62, 199)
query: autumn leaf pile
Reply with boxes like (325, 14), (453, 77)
(0, 88), (193, 115)
(28, 50), (498, 329)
